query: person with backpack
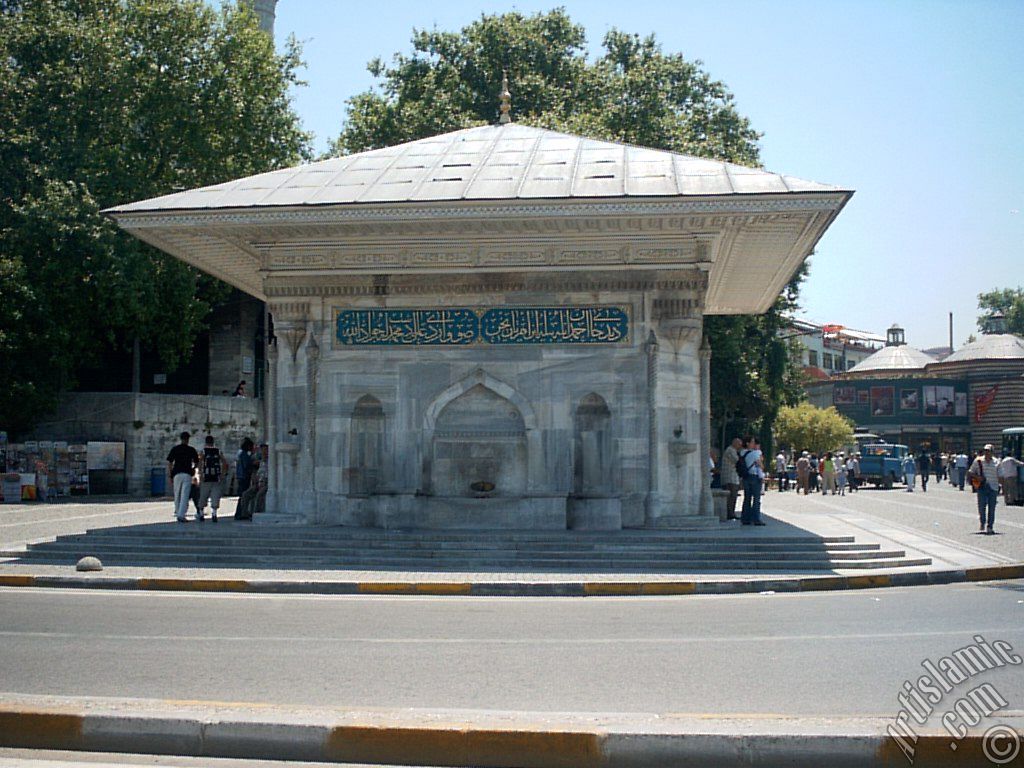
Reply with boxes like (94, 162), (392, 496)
(969, 444), (1001, 534)
(739, 436), (766, 526)
(198, 435), (228, 522)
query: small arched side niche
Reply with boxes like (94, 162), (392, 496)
(349, 395), (384, 496)
(432, 384), (527, 497)
(574, 393), (612, 496)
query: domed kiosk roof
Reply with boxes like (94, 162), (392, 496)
(848, 345), (935, 374)
(942, 334), (1024, 363)
(106, 123), (845, 212)
(104, 123), (852, 312)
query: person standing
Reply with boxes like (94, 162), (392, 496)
(796, 452), (810, 495)
(235, 437), (255, 495)
(774, 451), (788, 492)
(846, 453), (859, 492)
(740, 437), (766, 526)
(969, 445), (1001, 534)
(166, 432), (199, 523)
(902, 453), (916, 492)
(198, 435), (228, 522)
(721, 437), (742, 521)
(836, 456), (848, 496)
(997, 452), (1023, 507)
(821, 452), (836, 495)
(809, 454), (820, 493)
(917, 451), (931, 492)
(954, 451), (969, 490)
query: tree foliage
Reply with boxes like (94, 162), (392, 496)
(774, 403), (854, 457)
(977, 286), (1024, 336)
(330, 9), (759, 163)
(0, 0), (311, 434)
(331, 9), (803, 448)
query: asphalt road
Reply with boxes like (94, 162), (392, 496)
(1, 583), (1022, 718)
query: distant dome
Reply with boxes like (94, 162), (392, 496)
(848, 345), (935, 374)
(942, 333), (1024, 363)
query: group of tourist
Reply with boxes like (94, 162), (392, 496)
(792, 451), (861, 496)
(165, 432), (268, 523)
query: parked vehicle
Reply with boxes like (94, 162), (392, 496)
(857, 443), (909, 489)
(1003, 428), (1024, 506)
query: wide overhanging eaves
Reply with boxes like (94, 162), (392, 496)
(107, 190), (852, 314)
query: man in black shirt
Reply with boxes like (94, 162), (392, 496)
(167, 432), (199, 522)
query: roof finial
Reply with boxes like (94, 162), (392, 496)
(498, 69), (512, 125)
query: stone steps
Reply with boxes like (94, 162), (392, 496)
(4, 552), (932, 571)
(40, 533), (880, 554)
(4, 522), (933, 571)
(8, 541), (910, 562)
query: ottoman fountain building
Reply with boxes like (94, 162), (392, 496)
(107, 104), (850, 530)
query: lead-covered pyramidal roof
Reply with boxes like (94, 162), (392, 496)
(106, 123), (844, 213)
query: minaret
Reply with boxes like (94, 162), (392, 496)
(251, 0), (277, 37)
(498, 70), (512, 125)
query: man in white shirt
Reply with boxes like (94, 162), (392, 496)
(969, 445), (1001, 534)
(774, 452), (788, 492)
(954, 452), (969, 490)
(997, 453), (1023, 506)
(740, 437), (766, 526)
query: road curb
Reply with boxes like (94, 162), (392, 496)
(0, 698), (1019, 767)
(0, 563), (1020, 597)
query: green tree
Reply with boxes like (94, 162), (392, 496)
(330, 9), (800, 448)
(0, 0), (311, 434)
(977, 287), (1024, 335)
(774, 403), (854, 457)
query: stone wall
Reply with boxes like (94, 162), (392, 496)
(27, 393), (262, 496)
(208, 294), (263, 397)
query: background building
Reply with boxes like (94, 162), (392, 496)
(807, 317), (1024, 453)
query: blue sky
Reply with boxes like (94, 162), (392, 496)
(271, 0), (1023, 350)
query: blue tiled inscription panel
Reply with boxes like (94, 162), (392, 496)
(335, 307), (628, 346)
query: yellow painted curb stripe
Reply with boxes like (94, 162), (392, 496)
(0, 709), (83, 749)
(325, 725), (603, 768)
(357, 583), (472, 595)
(877, 733), (1015, 766)
(135, 578), (249, 592)
(583, 582), (641, 596)
(846, 575), (891, 589)
(967, 565), (1024, 582)
(0, 575), (36, 587)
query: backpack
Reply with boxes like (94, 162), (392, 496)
(736, 450), (751, 479)
(202, 447), (222, 482)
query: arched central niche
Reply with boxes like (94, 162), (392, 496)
(431, 384), (527, 497)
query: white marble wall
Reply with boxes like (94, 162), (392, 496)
(267, 291), (707, 530)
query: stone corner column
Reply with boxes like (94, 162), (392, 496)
(263, 338), (279, 514)
(699, 333), (713, 517)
